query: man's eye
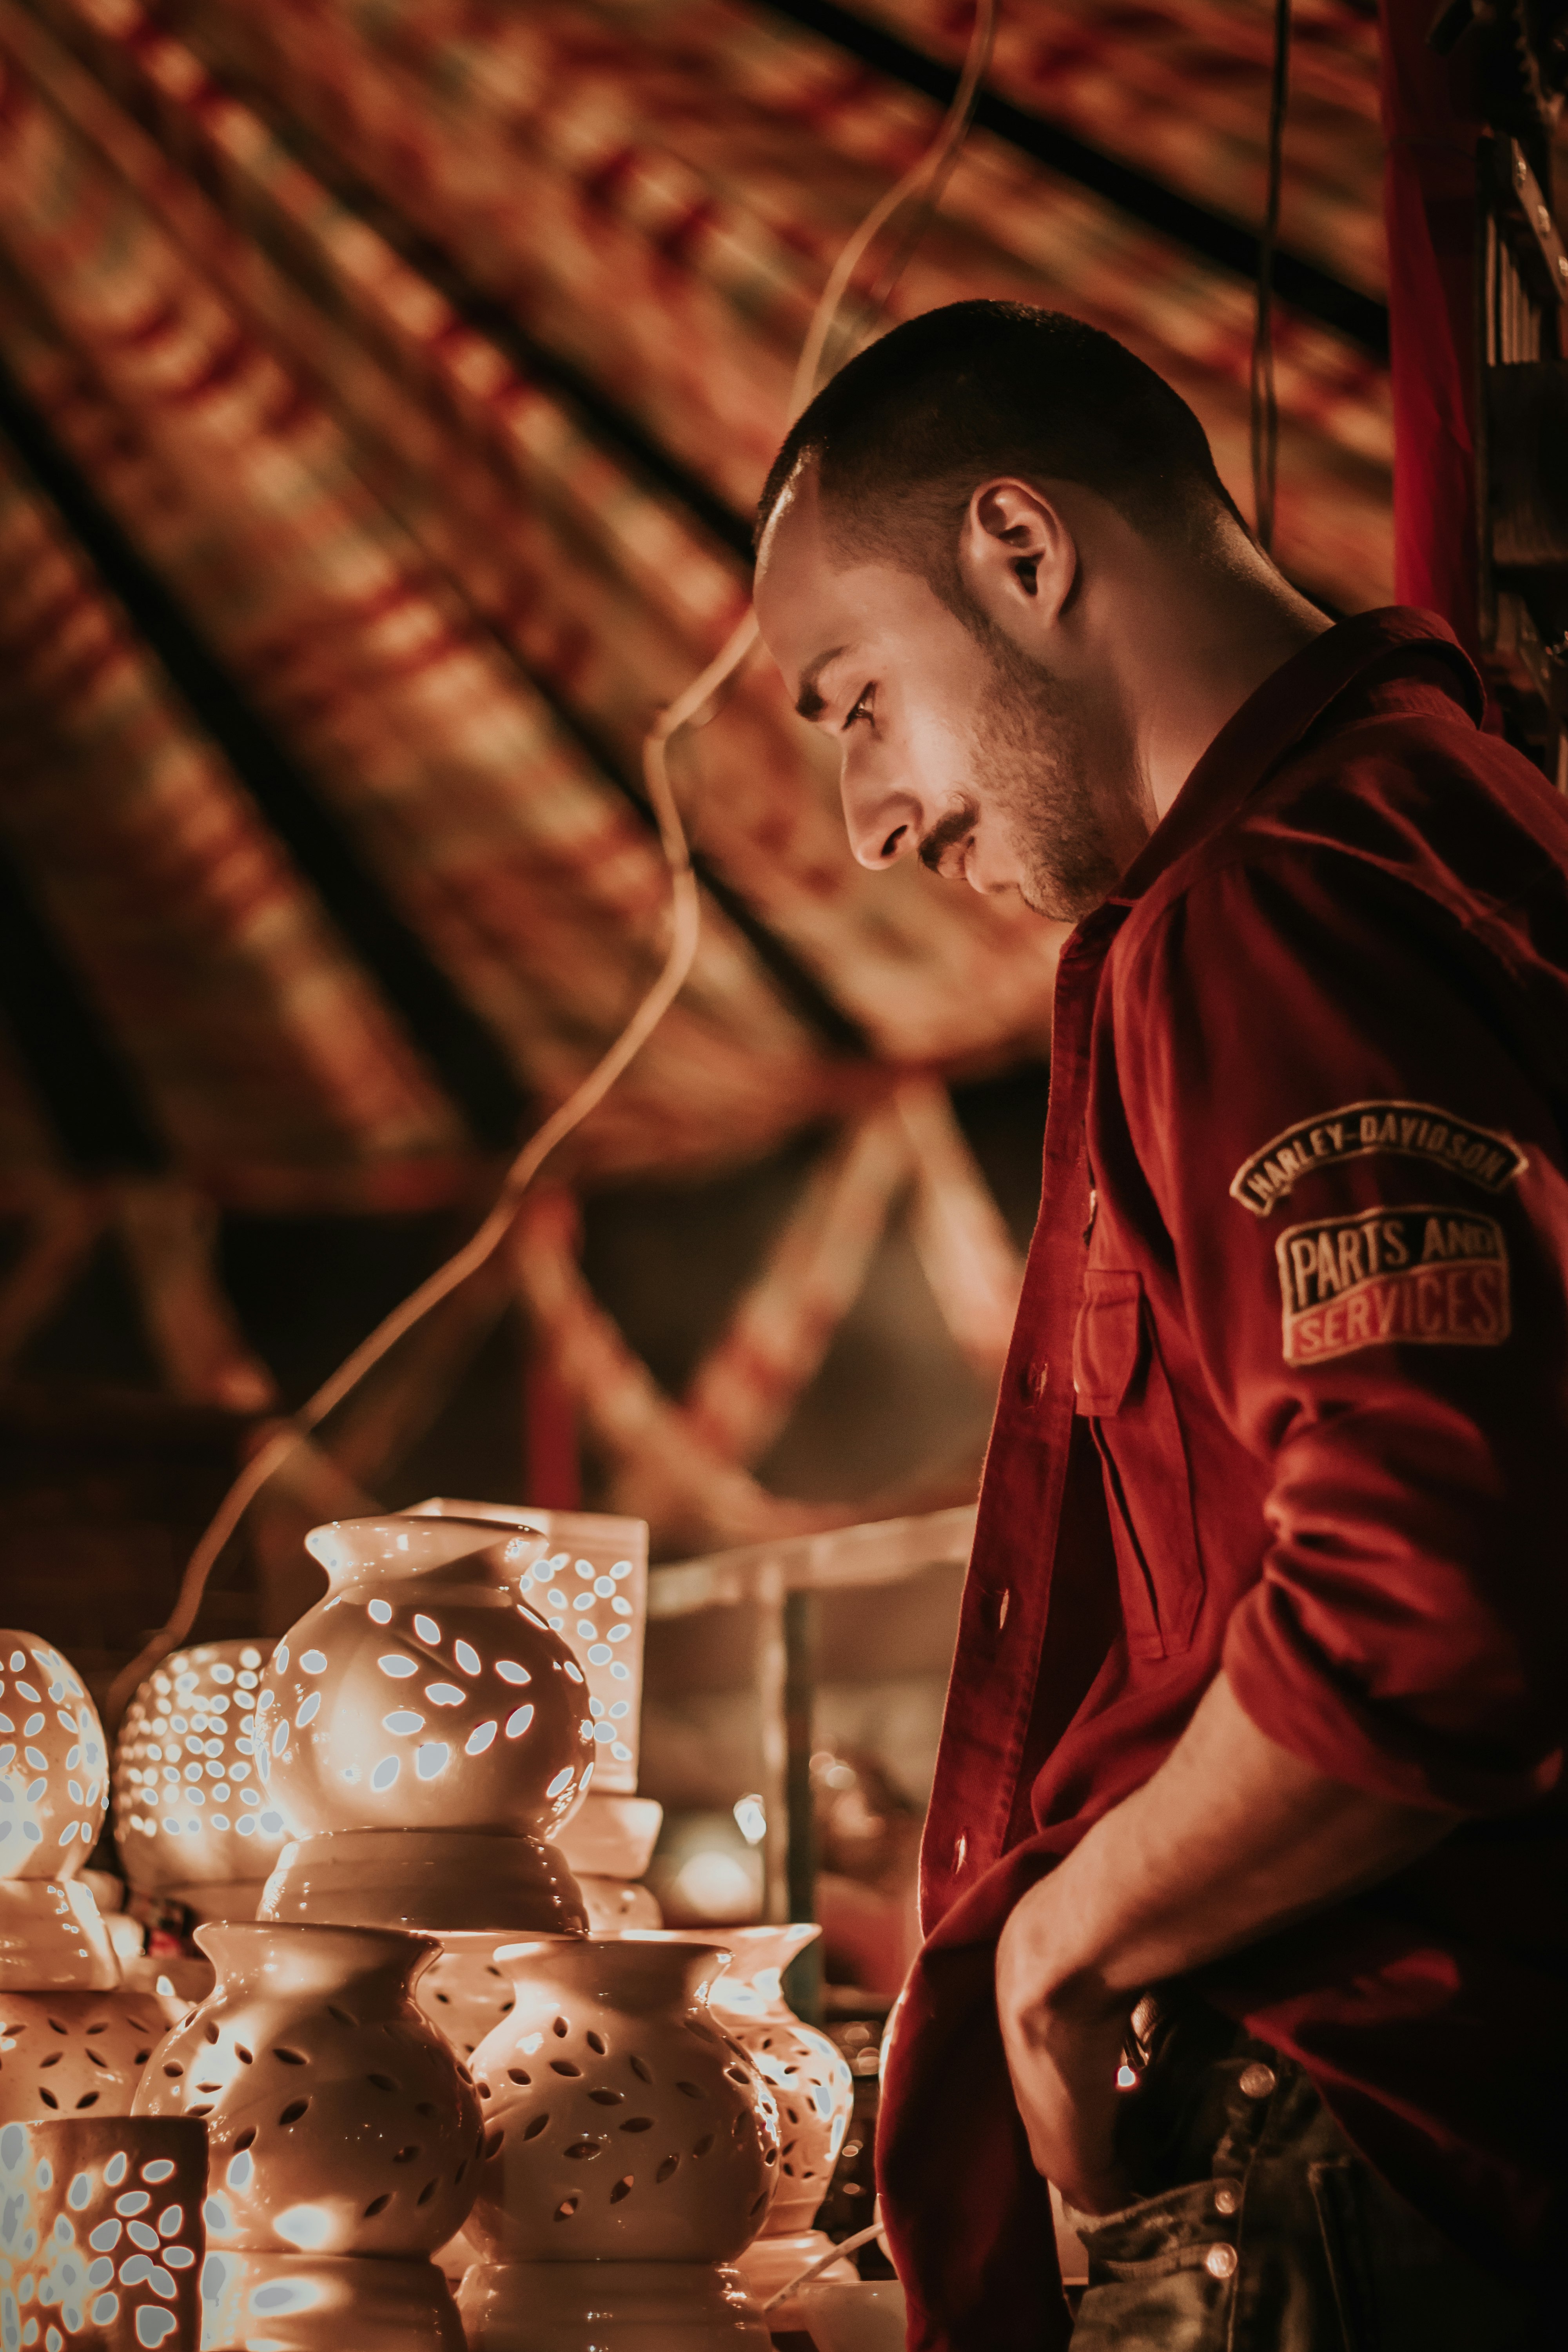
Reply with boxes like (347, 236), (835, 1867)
(844, 685), (875, 729)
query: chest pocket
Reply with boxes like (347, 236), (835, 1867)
(1073, 1267), (1205, 1659)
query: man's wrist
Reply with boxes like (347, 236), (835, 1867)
(998, 1869), (1128, 2027)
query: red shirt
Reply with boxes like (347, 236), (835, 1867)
(877, 611), (1568, 2349)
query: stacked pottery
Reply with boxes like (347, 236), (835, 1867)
(0, 2111), (209, 2352)
(0, 1631), (167, 2128)
(133, 1920), (481, 2352)
(407, 1504), (662, 1931)
(254, 1517), (593, 1935)
(113, 1641), (292, 1923)
(458, 1936), (779, 2351)
(702, 1928), (857, 2324)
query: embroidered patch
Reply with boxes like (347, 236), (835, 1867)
(1231, 1100), (1526, 1217)
(1276, 1205), (1510, 1365)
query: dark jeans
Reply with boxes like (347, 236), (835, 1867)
(1065, 2006), (1542, 2352)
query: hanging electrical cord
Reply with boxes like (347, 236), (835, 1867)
(105, 0), (996, 1730)
(1250, 0), (1292, 555)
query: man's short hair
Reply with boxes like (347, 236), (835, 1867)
(757, 301), (1243, 602)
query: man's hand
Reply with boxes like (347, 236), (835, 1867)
(995, 1900), (1132, 2212)
(995, 1671), (1459, 2208)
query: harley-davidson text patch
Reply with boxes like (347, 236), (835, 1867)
(1275, 1204), (1510, 1365)
(1231, 1100), (1526, 1216)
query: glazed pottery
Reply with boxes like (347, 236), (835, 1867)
(409, 1503), (649, 1795)
(113, 1642), (290, 1913)
(457, 1936), (778, 2351)
(132, 1922), (481, 2260)
(662, 1927), (855, 2323)
(254, 1518), (592, 1934)
(554, 1798), (662, 1935)
(703, 1929), (851, 2230)
(0, 1987), (168, 2125)
(0, 1636), (116, 1994)
(0, 2111), (207, 2352)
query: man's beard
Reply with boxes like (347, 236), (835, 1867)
(958, 622), (1138, 922)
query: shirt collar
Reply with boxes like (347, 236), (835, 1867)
(1102, 605), (1483, 911)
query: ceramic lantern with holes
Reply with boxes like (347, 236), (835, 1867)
(407, 1505), (662, 1928)
(0, 1984), (168, 2129)
(0, 1633), (120, 1993)
(457, 1936), (777, 2352)
(112, 1642), (291, 1921)
(705, 1928), (856, 2323)
(133, 1920), (481, 2352)
(0, 2112), (208, 2352)
(254, 1518), (593, 1934)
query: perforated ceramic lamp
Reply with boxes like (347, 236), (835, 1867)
(704, 1928), (856, 2323)
(254, 1518), (593, 1935)
(0, 1984), (169, 2129)
(457, 1936), (777, 2352)
(0, 2112), (208, 2352)
(133, 1920), (481, 2352)
(113, 1642), (291, 1920)
(407, 1504), (648, 1793)
(0, 1633), (119, 1994)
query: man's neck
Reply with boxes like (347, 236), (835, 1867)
(1126, 550), (1333, 824)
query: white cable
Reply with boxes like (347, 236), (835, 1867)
(105, 0), (995, 1730)
(758, 2218), (886, 2313)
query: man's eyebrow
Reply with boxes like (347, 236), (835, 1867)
(794, 644), (849, 721)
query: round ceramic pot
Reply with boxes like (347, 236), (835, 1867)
(0, 2112), (207, 2351)
(703, 1927), (852, 2234)
(0, 1984), (168, 2123)
(462, 1936), (778, 2265)
(131, 1920), (482, 2260)
(406, 1503), (649, 1796)
(113, 1639), (290, 1898)
(254, 1517), (592, 1934)
(0, 1632), (109, 1879)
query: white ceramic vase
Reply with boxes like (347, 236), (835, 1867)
(0, 2111), (208, 2352)
(132, 1919), (482, 2352)
(0, 1632), (118, 1993)
(253, 1518), (593, 1935)
(113, 1639), (291, 1918)
(671, 1926), (856, 2325)
(0, 1982), (169, 2126)
(457, 1935), (778, 2351)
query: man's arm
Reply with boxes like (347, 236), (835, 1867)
(994, 1670), (1459, 2214)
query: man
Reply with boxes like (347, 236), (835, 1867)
(753, 301), (1566, 2350)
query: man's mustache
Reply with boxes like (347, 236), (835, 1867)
(918, 799), (980, 874)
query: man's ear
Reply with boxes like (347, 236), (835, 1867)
(957, 479), (1076, 644)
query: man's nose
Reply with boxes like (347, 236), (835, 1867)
(841, 766), (921, 871)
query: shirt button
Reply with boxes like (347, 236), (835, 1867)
(1238, 2062), (1277, 2100)
(1212, 2183), (1240, 2216)
(953, 1832), (967, 1872)
(998, 1588), (1010, 1632)
(1205, 2245), (1238, 2280)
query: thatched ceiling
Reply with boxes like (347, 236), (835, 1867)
(0, 0), (1385, 1205)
